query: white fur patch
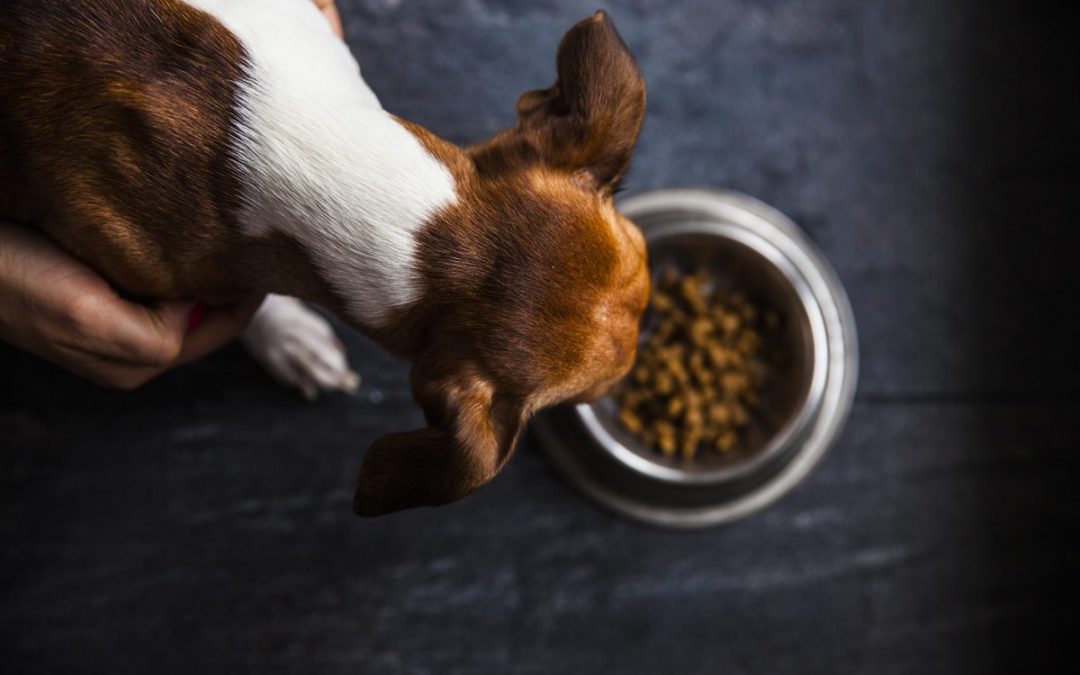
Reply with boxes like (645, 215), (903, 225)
(243, 294), (360, 400)
(183, 0), (456, 327)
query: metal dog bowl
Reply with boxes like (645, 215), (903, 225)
(533, 188), (858, 528)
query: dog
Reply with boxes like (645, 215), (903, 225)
(0, 0), (649, 516)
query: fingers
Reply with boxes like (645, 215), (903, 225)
(0, 220), (266, 391)
(80, 363), (165, 391)
(71, 297), (262, 389)
(176, 295), (264, 366)
(69, 292), (192, 367)
(59, 292), (261, 387)
(84, 291), (263, 369)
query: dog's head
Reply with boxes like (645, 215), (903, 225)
(355, 11), (647, 516)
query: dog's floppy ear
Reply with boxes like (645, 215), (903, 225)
(515, 11), (646, 193)
(353, 360), (527, 516)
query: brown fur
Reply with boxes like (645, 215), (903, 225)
(354, 12), (649, 515)
(0, 0), (331, 305)
(0, 3), (647, 516)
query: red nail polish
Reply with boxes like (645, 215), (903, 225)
(187, 302), (208, 330)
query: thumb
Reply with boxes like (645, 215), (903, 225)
(107, 298), (196, 366)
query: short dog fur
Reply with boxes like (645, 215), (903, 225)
(0, 0), (649, 515)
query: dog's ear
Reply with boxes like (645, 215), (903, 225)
(515, 11), (646, 193)
(353, 361), (526, 516)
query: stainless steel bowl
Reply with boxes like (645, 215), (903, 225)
(532, 189), (858, 528)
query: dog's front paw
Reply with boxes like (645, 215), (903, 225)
(242, 295), (359, 400)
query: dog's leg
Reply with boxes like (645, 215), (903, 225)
(242, 294), (359, 400)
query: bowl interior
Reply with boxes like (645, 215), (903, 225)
(583, 224), (818, 479)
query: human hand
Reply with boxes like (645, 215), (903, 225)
(0, 2), (336, 389)
(0, 221), (262, 389)
(313, 0), (343, 38)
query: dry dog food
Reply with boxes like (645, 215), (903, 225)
(612, 267), (778, 459)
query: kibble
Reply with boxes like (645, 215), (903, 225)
(612, 267), (779, 460)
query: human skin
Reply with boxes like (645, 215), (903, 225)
(0, 0), (340, 389)
(0, 221), (263, 388)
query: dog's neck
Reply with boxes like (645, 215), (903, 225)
(187, 0), (459, 330)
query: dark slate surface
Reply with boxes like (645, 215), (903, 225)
(2, 1), (1078, 673)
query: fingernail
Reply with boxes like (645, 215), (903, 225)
(187, 302), (208, 331)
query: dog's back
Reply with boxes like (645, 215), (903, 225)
(0, 0), (247, 295)
(0, 4), (654, 515)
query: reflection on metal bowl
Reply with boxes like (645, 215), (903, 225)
(533, 189), (858, 528)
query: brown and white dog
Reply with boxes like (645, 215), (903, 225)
(0, 0), (649, 515)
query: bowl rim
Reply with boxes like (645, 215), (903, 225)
(574, 218), (830, 486)
(534, 188), (859, 527)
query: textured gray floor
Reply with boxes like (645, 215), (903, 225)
(2, 1), (1078, 673)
